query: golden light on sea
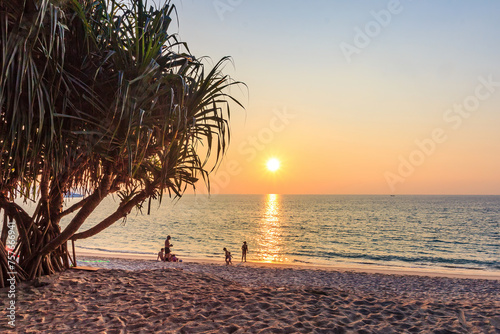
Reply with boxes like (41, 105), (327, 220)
(258, 194), (284, 263)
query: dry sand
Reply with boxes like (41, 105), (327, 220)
(1, 256), (499, 333)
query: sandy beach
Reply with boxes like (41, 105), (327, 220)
(1, 255), (499, 333)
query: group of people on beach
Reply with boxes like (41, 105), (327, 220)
(157, 236), (249, 265)
(223, 241), (248, 265)
(157, 235), (181, 262)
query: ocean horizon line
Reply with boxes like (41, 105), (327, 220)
(183, 193), (500, 196)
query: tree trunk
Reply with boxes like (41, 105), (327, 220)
(1, 210), (8, 245)
(0, 172), (114, 286)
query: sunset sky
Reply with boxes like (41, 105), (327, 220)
(175, 0), (500, 195)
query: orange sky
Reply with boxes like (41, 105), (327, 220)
(178, 1), (500, 195)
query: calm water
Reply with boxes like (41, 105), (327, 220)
(57, 195), (500, 272)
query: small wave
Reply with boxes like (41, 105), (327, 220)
(291, 259), (313, 264)
(77, 246), (153, 256)
(311, 250), (500, 271)
(440, 264), (485, 271)
(426, 239), (468, 245)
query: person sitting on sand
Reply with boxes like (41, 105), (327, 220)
(165, 235), (173, 261)
(223, 247), (230, 265)
(157, 248), (166, 262)
(241, 241), (248, 262)
(170, 254), (178, 262)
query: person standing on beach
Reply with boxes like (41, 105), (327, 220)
(165, 235), (173, 261)
(223, 247), (230, 265)
(241, 241), (248, 262)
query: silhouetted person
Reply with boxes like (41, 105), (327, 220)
(157, 248), (166, 261)
(223, 247), (230, 265)
(165, 235), (173, 261)
(241, 241), (248, 262)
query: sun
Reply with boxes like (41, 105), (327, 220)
(266, 158), (280, 172)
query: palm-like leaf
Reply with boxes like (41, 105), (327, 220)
(1, 0), (243, 199)
(0, 0), (244, 284)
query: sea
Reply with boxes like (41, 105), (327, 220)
(56, 194), (500, 273)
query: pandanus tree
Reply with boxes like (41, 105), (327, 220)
(0, 0), (243, 286)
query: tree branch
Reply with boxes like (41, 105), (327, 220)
(0, 195), (33, 250)
(58, 196), (92, 219)
(37, 172), (114, 257)
(72, 191), (148, 240)
(0, 196), (32, 227)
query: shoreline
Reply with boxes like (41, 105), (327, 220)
(75, 248), (500, 281)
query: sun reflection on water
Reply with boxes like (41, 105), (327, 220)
(257, 194), (285, 263)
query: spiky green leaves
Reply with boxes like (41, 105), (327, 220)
(0, 0), (244, 203)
